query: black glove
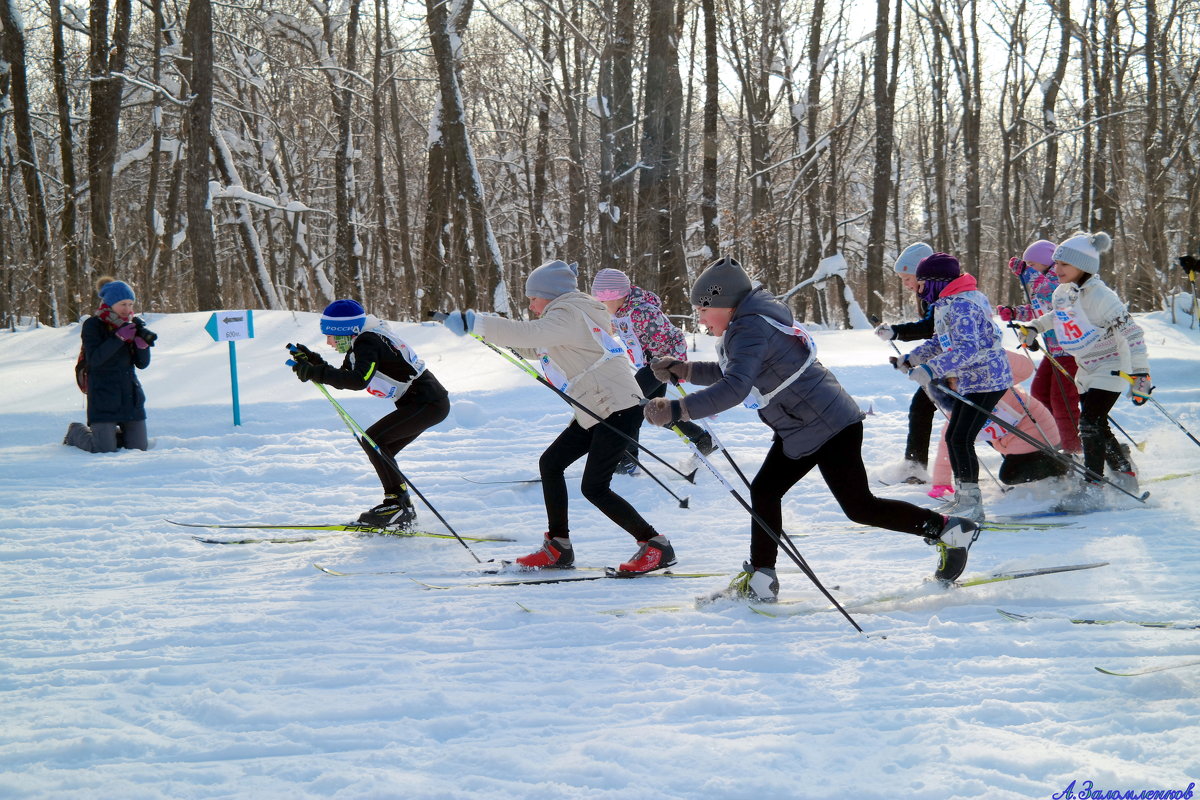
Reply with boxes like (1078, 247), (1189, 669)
(290, 342), (326, 366)
(292, 360), (323, 383)
(132, 317), (159, 345)
(1180, 254), (1199, 273)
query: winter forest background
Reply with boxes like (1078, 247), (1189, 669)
(1, 0), (1199, 329)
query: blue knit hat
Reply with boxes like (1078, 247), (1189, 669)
(98, 279), (135, 306)
(320, 299), (367, 336)
(893, 242), (934, 276)
(525, 259), (579, 300)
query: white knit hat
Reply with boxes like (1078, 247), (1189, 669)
(1053, 232), (1113, 275)
(893, 242), (934, 275)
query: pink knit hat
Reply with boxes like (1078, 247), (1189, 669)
(591, 268), (632, 301)
(1021, 240), (1057, 268)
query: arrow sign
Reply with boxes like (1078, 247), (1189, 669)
(204, 311), (255, 425)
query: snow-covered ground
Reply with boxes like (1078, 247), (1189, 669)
(2, 307), (1198, 800)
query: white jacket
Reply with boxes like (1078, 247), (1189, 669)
(1029, 276), (1149, 393)
(474, 292), (640, 429)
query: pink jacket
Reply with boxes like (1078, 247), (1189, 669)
(931, 351), (1060, 486)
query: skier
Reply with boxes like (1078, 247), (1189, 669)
(64, 277), (158, 453)
(872, 242), (937, 485)
(1013, 232), (1151, 510)
(643, 256), (980, 602)
(997, 239), (1083, 453)
(290, 299), (450, 529)
(442, 259), (673, 574)
(897, 253), (1012, 522)
(590, 267), (715, 474)
(925, 351), (1068, 490)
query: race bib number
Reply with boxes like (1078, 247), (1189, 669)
(976, 402), (1022, 443)
(1052, 306), (1100, 353)
(366, 372), (409, 400)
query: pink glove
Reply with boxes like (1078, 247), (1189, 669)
(997, 306), (1016, 322)
(115, 323), (138, 342)
(928, 484), (955, 499)
(1007, 256), (1025, 277)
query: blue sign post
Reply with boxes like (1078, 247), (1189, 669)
(204, 311), (255, 426)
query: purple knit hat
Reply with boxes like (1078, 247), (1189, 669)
(915, 253), (961, 304)
(591, 268), (631, 301)
(1021, 240), (1057, 268)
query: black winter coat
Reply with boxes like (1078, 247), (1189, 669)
(82, 316), (152, 424)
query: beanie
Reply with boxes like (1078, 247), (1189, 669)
(97, 279), (135, 306)
(526, 259), (579, 300)
(591, 268), (632, 302)
(1053, 232), (1112, 275)
(915, 252), (962, 282)
(320, 299), (367, 336)
(690, 256), (753, 308)
(1021, 240), (1057, 268)
(893, 242), (934, 275)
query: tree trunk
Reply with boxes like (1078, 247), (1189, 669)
(700, 0), (719, 260)
(1, 1), (54, 322)
(865, 0), (897, 321)
(185, 0), (219, 309)
(49, 0), (83, 321)
(87, 0), (133, 280)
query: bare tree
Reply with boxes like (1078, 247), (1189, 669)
(185, 0), (219, 309)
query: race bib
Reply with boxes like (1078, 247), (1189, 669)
(1052, 306), (1101, 354)
(366, 372), (408, 400)
(976, 402), (1023, 444)
(719, 316), (817, 410)
(537, 318), (627, 392)
(611, 316), (646, 369)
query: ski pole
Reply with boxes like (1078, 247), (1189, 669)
(462, 329), (700, 485)
(937, 382), (1149, 503)
(624, 452), (690, 508)
(1113, 371), (1200, 450)
(672, 384), (753, 491)
(286, 350), (482, 563)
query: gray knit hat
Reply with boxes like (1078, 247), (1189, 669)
(525, 259), (579, 300)
(893, 242), (934, 275)
(690, 256), (752, 308)
(1053, 232), (1113, 275)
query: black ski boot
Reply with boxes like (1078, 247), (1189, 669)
(358, 494), (417, 529)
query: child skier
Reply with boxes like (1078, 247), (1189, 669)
(997, 239), (1082, 452)
(443, 259), (673, 574)
(643, 256), (980, 602)
(899, 253), (1012, 522)
(590, 267), (714, 472)
(926, 351), (1068, 491)
(1014, 232), (1151, 510)
(290, 300), (450, 528)
(872, 242), (936, 483)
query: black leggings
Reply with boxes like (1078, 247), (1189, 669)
(998, 451), (1070, 485)
(1078, 388), (1129, 477)
(945, 389), (1007, 484)
(905, 387), (937, 466)
(540, 405), (659, 541)
(748, 422), (940, 569)
(363, 393), (451, 495)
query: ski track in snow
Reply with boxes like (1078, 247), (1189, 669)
(1, 310), (1198, 799)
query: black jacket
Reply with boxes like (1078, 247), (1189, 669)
(82, 316), (152, 424)
(313, 330), (448, 406)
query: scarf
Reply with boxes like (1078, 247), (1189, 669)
(96, 303), (133, 330)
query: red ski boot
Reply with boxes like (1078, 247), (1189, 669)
(514, 534), (574, 569)
(615, 535), (675, 575)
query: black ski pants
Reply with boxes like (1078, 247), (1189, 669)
(362, 393), (451, 496)
(998, 450), (1070, 485)
(1078, 388), (1130, 477)
(541, 404), (659, 541)
(945, 389), (1007, 484)
(905, 387), (937, 467)
(748, 422), (941, 569)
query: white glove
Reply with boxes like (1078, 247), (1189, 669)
(908, 364), (934, 388)
(874, 324), (895, 342)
